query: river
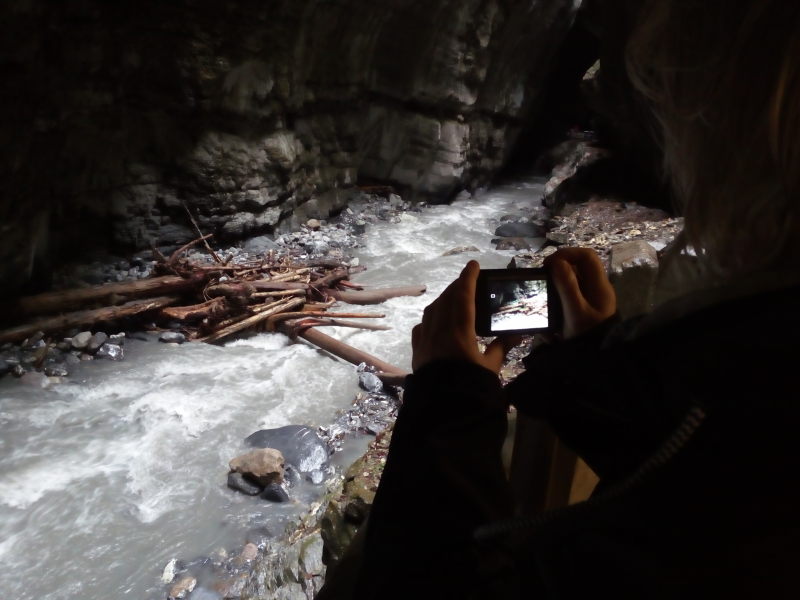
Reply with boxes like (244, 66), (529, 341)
(0, 178), (545, 600)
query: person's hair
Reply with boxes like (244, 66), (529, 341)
(625, 1), (800, 280)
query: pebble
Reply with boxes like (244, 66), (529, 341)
(260, 483), (290, 503)
(96, 343), (124, 361)
(71, 331), (92, 350)
(159, 332), (186, 344)
(86, 332), (108, 353)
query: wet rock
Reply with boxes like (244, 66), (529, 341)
(109, 332), (125, 346)
(80, 353), (94, 361)
(353, 219), (367, 234)
(211, 574), (248, 599)
(71, 331), (92, 350)
(227, 472), (262, 496)
(306, 218), (321, 230)
(494, 222), (545, 238)
(189, 586), (222, 600)
(229, 448), (284, 486)
(0, 359), (10, 376)
(65, 353), (81, 366)
(96, 343), (124, 361)
(159, 332), (186, 344)
(12, 364), (25, 377)
(261, 483), (290, 503)
(245, 425), (328, 473)
(56, 341), (72, 352)
(358, 372), (383, 394)
(283, 464), (302, 488)
(239, 542), (259, 562)
(44, 364), (69, 377)
(442, 245), (480, 256)
(168, 575), (196, 600)
(127, 332), (152, 342)
(86, 332), (108, 353)
(307, 470), (325, 485)
(494, 237), (540, 251)
(161, 558), (179, 584)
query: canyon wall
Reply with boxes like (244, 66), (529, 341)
(0, 0), (584, 292)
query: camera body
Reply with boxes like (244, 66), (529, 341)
(475, 268), (561, 336)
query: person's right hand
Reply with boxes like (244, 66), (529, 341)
(544, 248), (616, 339)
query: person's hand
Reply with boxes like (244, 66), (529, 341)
(411, 261), (519, 373)
(544, 248), (616, 339)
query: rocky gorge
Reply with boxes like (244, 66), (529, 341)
(0, 1), (688, 598)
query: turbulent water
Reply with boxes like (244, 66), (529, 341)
(0, 179), (545, 600)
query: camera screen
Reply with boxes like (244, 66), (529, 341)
(487, 278), (549, 332)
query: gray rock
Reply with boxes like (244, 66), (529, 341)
(71, 331), (92, 350)
(22, 331), (45, 349)
(358, 372), (383, 393)
(245, 425), (328, 473)
(44, 364), (69, 377)
(109, 333), (125, 346)
(12, 364), (25, 377)
(307, 470), (325, 485)
(227, 472), (263, 496)
(96, 343), (124, 361)
(242, 235), (280, 255)
(283, 464), (302, 488)
(159, 332), (186, 344)
(168, 575), (196, 600)
(65, 353), (81, 366)
(0, 359), (10, 376)
(87, 332), (108, 353)
(260, 483), (289, 503)
(306, 218), (321, 230)
(80, 353), (94, 361)
(56, 341), (72, 352)
(442, 245), (480, 257)
(353, 219), (367, 234)
(494, 222), (545, 238)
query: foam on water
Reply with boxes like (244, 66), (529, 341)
(0, 178), (545, 599)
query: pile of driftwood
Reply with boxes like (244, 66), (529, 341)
(0, 237), (425, 378)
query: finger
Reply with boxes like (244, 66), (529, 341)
(482, 336), (518, 374)
(570, 251), (616, 313)
(548, 257), (585, 318)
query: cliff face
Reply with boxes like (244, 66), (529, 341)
(0, 0), (581, 292)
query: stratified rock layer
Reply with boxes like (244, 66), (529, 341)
(0, 0), (580, 292)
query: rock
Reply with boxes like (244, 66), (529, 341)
(211, 575), (248, 599)
(494, 222), (545, 238)
(64, 353), (81, 366)
(22, 331), (45, 349)
(239, 542), (259, 562)
(353, 219), (367, 234)
(306, 218), (321, 230)
(358, 372), (383, 394)
(307, 470), (325, 485)
(96, 343), (124, 361)
(242, 235), (280, 255)
(227, 472), (262, 496)
(86, 332), (108, 353)
(188, 587), (222, 600)
(12, 364), (25, 377)
(283, 464), (302, 488)
(109, 333), (125, 345)
(161, 558), (179, 584)
(44, 364), (69, 377)
(494, 237), (540, 251)
(387, 194), (403, 209)
(79, 353), (94, 361)
(71, 331), (92, 350)
(442, 245), (480, 256)
(260, 483), (289, 503)
(229, 448), (284, 486)
(168, 575), (196, 600)
(159, 331), (186, 344)
(56, 341), (72, 352)
(245, 425), (328, 473)
(0, 359), (10, 376)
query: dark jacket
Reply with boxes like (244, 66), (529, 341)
(353, 284), (800, 599)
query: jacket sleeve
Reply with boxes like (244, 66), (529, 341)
(354, 359), (515, 599)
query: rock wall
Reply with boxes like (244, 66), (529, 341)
(0, 0), (582, 293)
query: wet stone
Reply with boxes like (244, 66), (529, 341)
(494, 222), (545, 238)
(227, 472), (262, 496)
(86, 332), (108, 353)
(159, 332), (186, 344)
(22, 331), (45, 349)
(109, 333), (125, 345)
(96, 343), (124, 361)
(65, 353), (81, 366)
(187, 587), (222, 600)
(161, 558), (180, 584)
(44, 364), (69, 377)
(12, 364), (26, 377)
(56, 341), (72, 352)
(168, 575), (196, 600)
(245, 425), (328, 473)
(71, 331), (92, 350)
(307, 470), (325, 485)
(80, 353), (94, 361)
(358, 372), (383, 394)
(260, 483), (289, 503)
(0, 359), (10, 376)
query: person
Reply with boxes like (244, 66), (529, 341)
(319, 1), (800, 597)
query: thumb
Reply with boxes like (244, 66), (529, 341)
(482, 336), (522, 374)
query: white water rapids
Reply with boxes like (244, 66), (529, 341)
(0, 179), (545, 599)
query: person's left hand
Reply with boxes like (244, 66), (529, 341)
(411, 261), (519, 374)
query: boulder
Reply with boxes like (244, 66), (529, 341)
(96, 343), (124, 361)
(245, 425), (328, 474)
(168, 576), (196, 600)
(227, 472), (262, 496)
(494, 222), (545, 238)
(229, 448), (285, 486)
(159, 331), (186, 344)
(260, 483), (290, 503)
